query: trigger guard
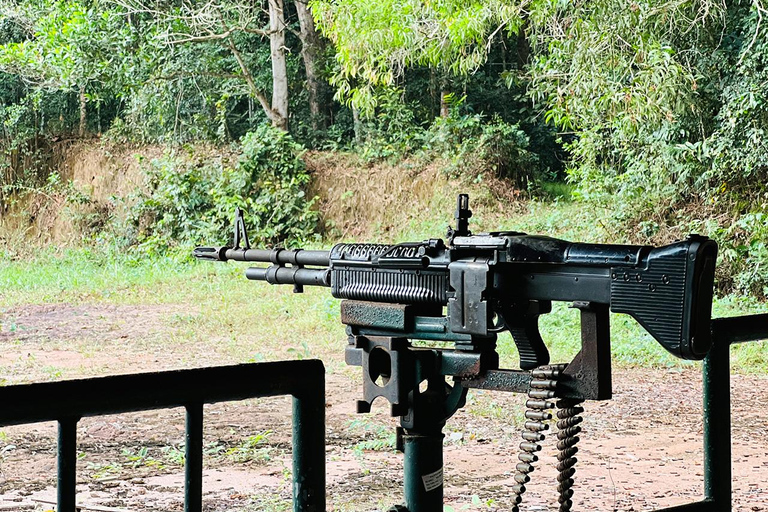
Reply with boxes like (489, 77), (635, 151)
(488, 311), (507, 333)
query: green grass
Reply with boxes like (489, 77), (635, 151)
(0, 246), (201, 306)
(2, 189), (767, 375)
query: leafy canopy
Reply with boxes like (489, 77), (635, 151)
(312, 0), (526, 114)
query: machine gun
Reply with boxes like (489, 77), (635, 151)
(194, 194), (718, 512)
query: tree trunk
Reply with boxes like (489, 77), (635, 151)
(440, 90), (451, 118)
(294, 0), (327, 131)
(352, 106), (361, 143)
(79, 85), (87, 137)
(269, 0), (289, 131)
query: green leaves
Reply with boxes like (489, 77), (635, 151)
(130, 125), (319, 255)
(0, 0), (137, 92)
(312, 0), (526, 114)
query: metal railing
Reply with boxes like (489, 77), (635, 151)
(1, 314), (765, 512)
(0, 360), (326, 512)
(654, 313), (768, 512)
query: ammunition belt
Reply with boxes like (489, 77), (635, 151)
(510, 364), (584, 512)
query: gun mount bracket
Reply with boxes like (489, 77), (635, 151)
(346, 336), (413, 417)
(459, 301), (612, 401)
(560, 301), (612, 400)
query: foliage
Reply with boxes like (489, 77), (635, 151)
(703, 1), (768, 191)
(129, 125), (319, 256)
(425, 111), (538, 188)
(110, 18), (279, 143)
(348, 418), (396, 454)
(354, 88), (424, 160)
(352, 91), (544, 189)
(527, 0), (720, 212)
(311, 0), (526, 115)
(0, 1), (136, 91)
(225, 431), (274, 463)
(0, 0), (343, 152)
(346, 87), (548, 188)
(719, 212), (768, 298)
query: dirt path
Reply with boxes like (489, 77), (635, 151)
(0, 304), (766, 511)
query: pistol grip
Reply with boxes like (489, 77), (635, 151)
(503, 301), (551, 370)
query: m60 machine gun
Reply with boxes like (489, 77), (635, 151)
(194, 194), (730, 512)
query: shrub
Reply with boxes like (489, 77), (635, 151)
(424, 113), (539, 189)
(130, 125), (319, 256)
(725, 212), (768, 299)
(356, 88), (423, 161)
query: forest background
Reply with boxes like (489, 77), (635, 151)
(1, 0), (767, 301)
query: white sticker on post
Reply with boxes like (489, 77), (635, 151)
(422, 467), (443, 492)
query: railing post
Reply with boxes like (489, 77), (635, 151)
(703, 336), (732, 511)
(0, 361), (328, 512)
(292, 362), (326, 512)
(57, 417), (79, 512)
(185, 402), (204, 512)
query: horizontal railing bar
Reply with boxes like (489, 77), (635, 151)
(0, 360), (324, 427)
(652, 500), (715, 512)
(712, 313), (768, 345)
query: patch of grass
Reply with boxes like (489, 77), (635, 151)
(41, 366), (63, 380)
(85, 459), (123, 480)
(0, 245), (201, 308)
(122, 446), (166, 469)
(465, 390), (525, 427)
(160, 444), (186, 465)
(239, 495), (292, 512)
(348, 418), (397, 454)
(535, 181), (574, 202)
(225, 431), (274, 464)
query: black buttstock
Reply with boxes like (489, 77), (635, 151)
(610, 236), (718, 360)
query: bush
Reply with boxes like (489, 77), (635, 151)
(424, 113), (539, 189)
(723, 212), (768, 299)
(130, 125), (319, 256)
(356, 88), (423, 161)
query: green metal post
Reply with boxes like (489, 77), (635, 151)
(185, 402), (204, 512)
(57, 417), (78, 512)
(292, 363), (326, 512)
(402, 430), (445, 512)
(703, 337), (731, 511)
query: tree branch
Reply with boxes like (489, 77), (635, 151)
(225, 35), (277, 122)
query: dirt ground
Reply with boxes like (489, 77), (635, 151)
(0, 304), (766, 511)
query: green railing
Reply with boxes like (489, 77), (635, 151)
(1, 314), (765, 512)
(654, 313), (767, 512)
(0, 360), (326, 512)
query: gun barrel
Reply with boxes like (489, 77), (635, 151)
(194, 247), (330, 267)
(246, 266), (331, 287)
